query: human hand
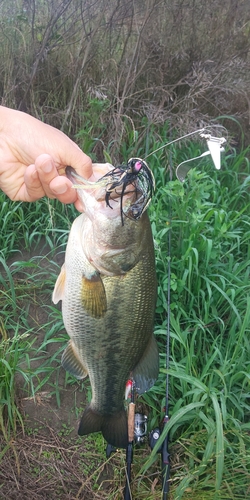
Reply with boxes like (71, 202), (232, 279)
(0, 106), (93, 211)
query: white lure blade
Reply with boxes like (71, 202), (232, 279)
(207, 139), (224, 170)
(176, 134), (227, 181)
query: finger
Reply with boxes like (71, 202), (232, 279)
(49, 177), (84, 211)
(35, 154), (59, 197)
(61, 147), (93, 179)
(49, 176), (78, 205)
(22, 164), (46, 201)
(36, 152), (86, 210)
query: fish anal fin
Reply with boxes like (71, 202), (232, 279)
(132, 334), (159, 394)
(52, 264), (66, 304)
(78, 406), (128, 449)
(81, 274), (107, 318)
(61, 340), (88, 379)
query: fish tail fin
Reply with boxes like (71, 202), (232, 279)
(102, 410), (128, 449)
(78, 406), (128, 449)
(78, 406), (104, 436)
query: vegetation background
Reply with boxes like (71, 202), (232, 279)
(0, 0), (250, 499)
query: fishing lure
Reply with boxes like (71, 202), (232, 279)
(99, 157), (155, 225)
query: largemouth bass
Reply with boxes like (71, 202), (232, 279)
(52, 159), (158, 449)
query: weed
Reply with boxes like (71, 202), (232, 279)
(0, 126), (249, 498)
(141, 141), (250, 498)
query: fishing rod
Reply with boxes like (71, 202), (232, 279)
(106, 378), (148, 500)
(124, 379), (135, 500)
(148, 217), (171, 499)
(148, 131), (173, 500)
(107, 128), (226, 499)
(161, 134), (172, 500)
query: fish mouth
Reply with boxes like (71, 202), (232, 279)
(66, 165), (88, 185)
(98, 158), (155, 223)
(66, 159), (155, 224)
(66, 165), (75, 183)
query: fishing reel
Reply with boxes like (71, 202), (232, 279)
(134, 412), (148, 444)
(149, 413), (170, 453)
(149, 427), (162, 451)
(106, 412), (148, 458)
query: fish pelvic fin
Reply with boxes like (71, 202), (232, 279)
(61, 340), (88, 379)
(81, 273), (107, 318)
(132, 334), (159, 394)
(52, 263), (66, 304)
(78, 406), (128, 449)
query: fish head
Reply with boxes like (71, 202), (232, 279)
(66, 158), (155, 225)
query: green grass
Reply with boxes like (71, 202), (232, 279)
(140, 141), (250, 498)
(0, 123), (250, 498)
(1, 0), (250, 147)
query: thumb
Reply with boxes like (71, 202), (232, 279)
(59, 143), (93, 179)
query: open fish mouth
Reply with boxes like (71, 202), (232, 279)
(66, 158), (155, 225)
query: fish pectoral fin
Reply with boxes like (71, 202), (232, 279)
(52, 263), (66, 304)
(81, 274), (107, 318)
(61, 340), (88, 379)
(78, 406), (128, 449)
(132, 334), (159, 394)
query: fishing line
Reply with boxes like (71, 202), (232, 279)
(145, 125), (227, 499)
(144, 128), (206, 160)
(144, 125), (227, 161)
(149, 125), (226, 499)
(161, 129), (173, 500)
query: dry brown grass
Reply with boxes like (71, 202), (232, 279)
(0, 425), (165, 500)
(0, 428), (124, 499)
(0, 0), (249, 146)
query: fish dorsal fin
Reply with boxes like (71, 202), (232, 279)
(81, 274), (107, 318)
(52, 263), (66, 304)
(61, 340), (88, 379)
(132, 334), (159, 394)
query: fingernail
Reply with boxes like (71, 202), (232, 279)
(43, 161), (53, 173)
(54, 185), (68, 194)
